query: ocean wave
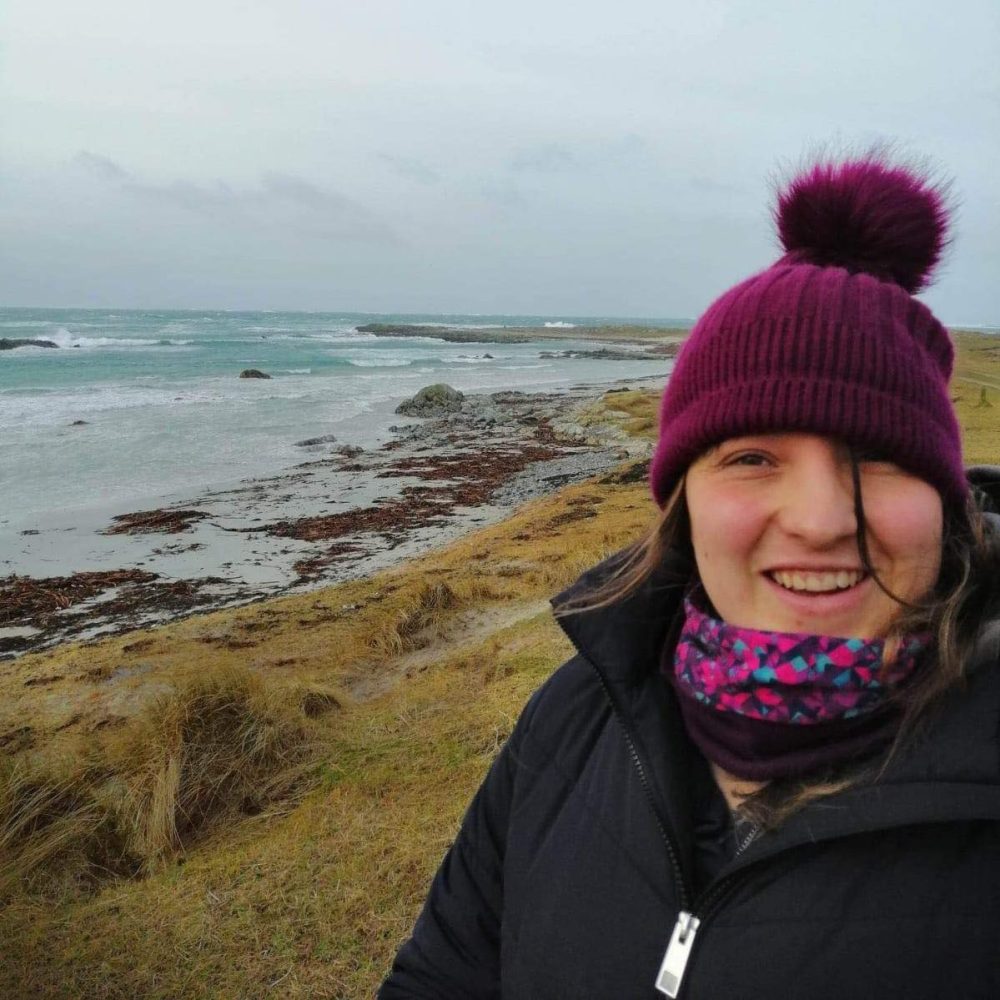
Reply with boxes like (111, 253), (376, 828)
(0, 377), (331, 426)
(280, 368), (312, 374)
(544, 321), (576, 328)
(44, 328), (195, 350)
(253, 331), (375, 343)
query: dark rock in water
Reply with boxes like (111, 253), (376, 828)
(539, 348), (657, 361)
(239, 369), (271, 379)
(395, 383), (465, 417)
(295, 433), (338, 447)
(483, 353), (494, 359)
(335, 444), (364, 457)
(0, 338), (59, 351)
(70, 420), (89, 426)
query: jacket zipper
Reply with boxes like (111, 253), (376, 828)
(586, 657), (771, 999)
(586, 659), (692, 912)
(655, 853), (788, 998)
(735, 821), (761, 856)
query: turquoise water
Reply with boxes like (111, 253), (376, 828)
(1, 308), (686, 528)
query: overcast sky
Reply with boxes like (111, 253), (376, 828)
(2, 0), (997, 321)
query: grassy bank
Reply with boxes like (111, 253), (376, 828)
(1, 331), (997, 998)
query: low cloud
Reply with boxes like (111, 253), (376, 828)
(73, 152), (398, 243)
(508, 134), (652, 174)
(376, 153), (441, 185)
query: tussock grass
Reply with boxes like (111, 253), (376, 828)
(0, 753), (127, 899)
(1, 667), (326, 900)
(114, 666), (317, 867)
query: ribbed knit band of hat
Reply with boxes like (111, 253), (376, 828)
(648, 152), (965, 510)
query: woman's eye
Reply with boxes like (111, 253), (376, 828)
(725, 451), (771, 467)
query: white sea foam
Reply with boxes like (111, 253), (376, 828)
(0, 375), (332, 427)
(45, 328), (192, 350)
(260, 331), (375, 343)
(544, 321), (576, 328)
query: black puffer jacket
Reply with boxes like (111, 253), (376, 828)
(381, 470), (1000, 999)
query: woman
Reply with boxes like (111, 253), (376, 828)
(379, 155), (1000, 998)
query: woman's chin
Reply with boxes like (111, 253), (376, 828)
(754, 574), (885, 638)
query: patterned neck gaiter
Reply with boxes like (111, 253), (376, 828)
(664, 594), (933, 781)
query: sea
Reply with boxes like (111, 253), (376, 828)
(1, 308), (688, 533)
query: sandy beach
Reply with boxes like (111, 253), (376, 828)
(1, 331), (673, 658)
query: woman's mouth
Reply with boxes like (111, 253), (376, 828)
(767, 569), (867, 594)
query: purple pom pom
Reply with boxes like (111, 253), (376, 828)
(775, 156), (949, 293)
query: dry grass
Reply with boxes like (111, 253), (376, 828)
(0, 466), (653, 997)
(0, 333), (996, 998)
(1, 667), (326, 904)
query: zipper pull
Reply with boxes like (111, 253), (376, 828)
(654, 910), (701, 997)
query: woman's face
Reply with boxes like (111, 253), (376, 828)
(684, 433), (944, 638)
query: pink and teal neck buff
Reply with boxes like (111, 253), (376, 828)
(664, 594), (932, 781)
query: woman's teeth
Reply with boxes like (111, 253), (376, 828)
(770, 570), (864, 593)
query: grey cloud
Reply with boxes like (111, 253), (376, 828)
(509, 135), (653, 174)
(74, 152), (397, 243)
(377, 153), (441, 185)
(73, 151), (131, 182)
(510, 144), (578, 173)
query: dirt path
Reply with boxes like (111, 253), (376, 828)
(346, 597), (553, 701)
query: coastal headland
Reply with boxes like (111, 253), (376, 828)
(0, 327), (996, 998)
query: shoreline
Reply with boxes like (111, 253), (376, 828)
(1, 371), (666, 660)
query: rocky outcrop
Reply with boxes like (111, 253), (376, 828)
(395, 383), (465, 417)
(295, 434), (338, 447)
(0, 338), (58, 351)
(239, 369), (271, 379)
(539, 348), (660, 361)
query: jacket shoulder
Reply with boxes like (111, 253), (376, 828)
(516, 652), (608, 744)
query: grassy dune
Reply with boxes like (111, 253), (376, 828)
(1, 332), (997, 998)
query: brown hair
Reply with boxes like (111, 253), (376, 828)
(556, 467), (1000, 829)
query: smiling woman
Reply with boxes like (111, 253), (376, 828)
(685, 433), (943, 638)
(379, 153), (1000, 999)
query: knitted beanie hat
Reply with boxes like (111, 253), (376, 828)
(649, 154), (966, 509)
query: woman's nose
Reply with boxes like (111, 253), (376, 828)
(776, 456), (858, 546)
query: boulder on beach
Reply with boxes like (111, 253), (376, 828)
(335, 444), (364, 457)
(239, 369), (271, 379)
(0, 338), (59, 351)
(295, 433), (338, 447)
(395, 383), (465, 417)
